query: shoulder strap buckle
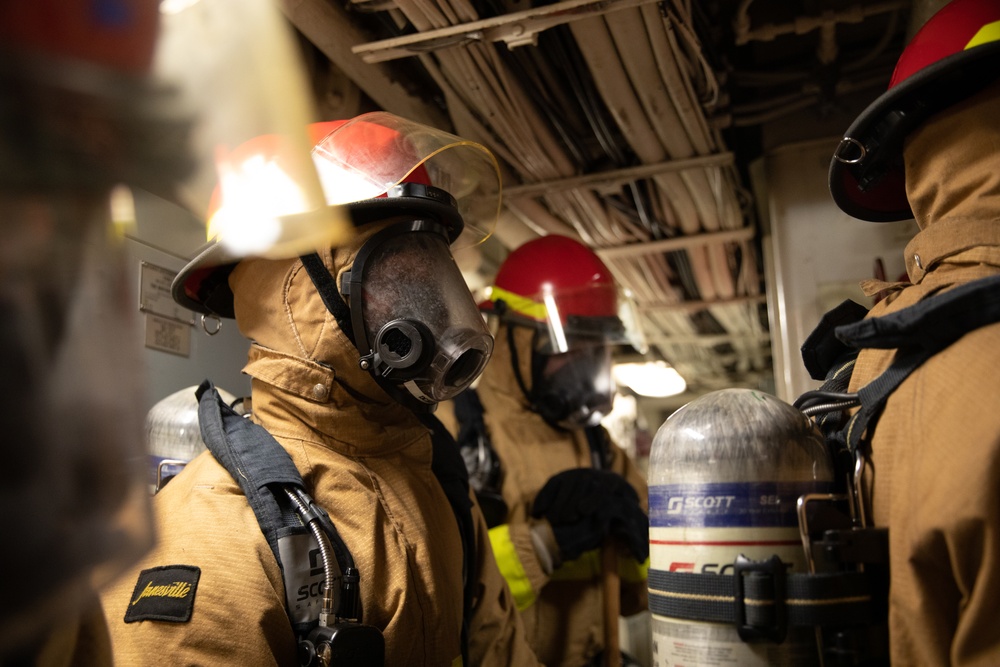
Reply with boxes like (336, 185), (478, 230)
(734, 554), (789, 643)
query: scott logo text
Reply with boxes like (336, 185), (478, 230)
(665, 495), (736, 514)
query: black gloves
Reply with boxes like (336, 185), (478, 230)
(531, 468), (649, 563)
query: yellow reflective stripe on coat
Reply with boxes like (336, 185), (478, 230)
(550, 550), (649, 583)
(488, 525), (537, 611)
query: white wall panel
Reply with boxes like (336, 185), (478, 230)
(761, 137), (917, 401)
(127, 190), (252, 413)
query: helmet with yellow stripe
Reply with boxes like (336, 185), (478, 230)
(829, 0), (1000, 222)
(482, 235), (628, 354)
(482, 235), (631, 429)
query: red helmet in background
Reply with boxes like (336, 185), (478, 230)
(0, 0), (192, 194)
(0, 0), (160, 75)
(483, 234), (627, 354)
(484, 235), (630, 429)
(829, 0), (1000, 222)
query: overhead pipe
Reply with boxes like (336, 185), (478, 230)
(595, 227), (755, 260)
(733, 1), (909, 46)
(568, 16), (702, 234)
(600, 3), (750, 325)
(605, 9), (725, 232)
(390, 0), (763, 387)
(350, 0), (664, 62)
(500, 152), (734, 199)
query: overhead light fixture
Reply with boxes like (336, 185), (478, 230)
(613, 361), (686, 398)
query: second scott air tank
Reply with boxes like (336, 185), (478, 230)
(646, 388), (834, 666)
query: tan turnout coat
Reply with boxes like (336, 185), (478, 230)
(101, 224), (540, 666)
(844, 84), (1000, 666)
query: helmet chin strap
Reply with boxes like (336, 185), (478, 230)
(299, 251), (432, 413)
(300, 253), (356, 347)
(505, 324), (569, 430)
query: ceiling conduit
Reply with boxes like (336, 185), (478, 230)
(350, 0), (771, 390)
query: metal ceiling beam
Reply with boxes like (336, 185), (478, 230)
(500, 153), (735, 199)
(351, 0), (663, 63)
(649, 332), (771, 345)
(280, 0), (449, 129)
(597, 227), (756, 260)
(637, 294), (767, 313)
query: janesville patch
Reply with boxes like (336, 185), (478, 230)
(124, 565), (201, 623)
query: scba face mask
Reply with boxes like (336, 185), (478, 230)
(343, 219), (494, 410)
(531, 339), (615, 430)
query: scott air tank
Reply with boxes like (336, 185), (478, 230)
(145, 384), (240, 492)
(647, 388), (834, 666)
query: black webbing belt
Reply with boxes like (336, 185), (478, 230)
(836, 273), (1000, 454)
(195, 379), (355, 637)
(649, 564), (877, 640)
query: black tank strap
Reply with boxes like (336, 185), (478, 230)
(196, 379), (312, 564)
(195, 380), (357, 637)
(418, 411), (476, 667)
(584, 425), (612, 471)
(836, 274), (1000, 352)
(453, 387), (488, 454)
(835, 274), (1000, 452)
(452, 388), (508, 529)
(300, 253), (356, 346)
(648, 565), (879, 632)
(801, 298), (870, 382)
(198, 377), (477, 663)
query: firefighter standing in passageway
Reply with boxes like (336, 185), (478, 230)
(447, 235), (649, 667)
(0, 1), (192, 663)
(827, 0), (1000, 663)
(100, 113), (541, 666)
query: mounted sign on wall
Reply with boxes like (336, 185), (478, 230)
(139, 261), (194, 357)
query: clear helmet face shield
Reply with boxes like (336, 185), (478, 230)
(170, 111), (503, 320)
(312, 112), (501, 249)
(488, 276), (630, 354)
(347, 221), (494, 408)
(488, 278), (630, 429)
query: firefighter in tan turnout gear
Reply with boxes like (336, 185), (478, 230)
(447, 235), (649, 667)
(826, 0), (1000, 663)
(101, 113), (541, 666)
(0, 1), (193, 663)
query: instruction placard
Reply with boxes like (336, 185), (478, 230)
(144, 314), (191, 357)
(139, 261), (194, 325)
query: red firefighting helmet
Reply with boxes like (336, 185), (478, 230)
(172, 112), (501, 318)
(482, 235), (627, 353)
(0, 0), (160, 75)
(829, 0), (1000, 222)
